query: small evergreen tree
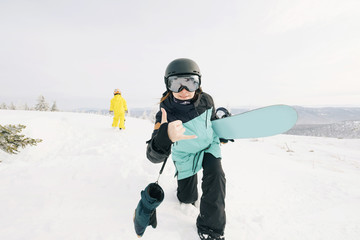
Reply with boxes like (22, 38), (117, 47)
(35, 95), (49, 111)
(51, 101), (59, 112)
(24, 104), (30, 110)
(0, 103), (7, 109)
(9, 102), (16, 110)
(0, 124), (42, 155)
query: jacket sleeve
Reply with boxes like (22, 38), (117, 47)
(123, 97), (128, 111)
(110, 98), (114, 111)
(146, 110), (173, 163)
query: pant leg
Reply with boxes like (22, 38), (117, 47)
(197, 153), (226, 236)
(177, 174), (198, 204)
(119, 112), (125, 129)
(112, 114), (120, 127)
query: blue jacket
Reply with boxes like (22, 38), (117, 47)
(146, 91), (221, 180)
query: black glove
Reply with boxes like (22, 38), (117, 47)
(216, 107), (232, 119)
(216, 107), (235, 144)
(220, 138), (234, 144)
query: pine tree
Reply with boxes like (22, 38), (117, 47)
(35, 95), (49, 111)
(0, 103), (7, 109)
(51, 101), (59, 112)
(0, 124), (42, 155)
(9, 102), (16, 110)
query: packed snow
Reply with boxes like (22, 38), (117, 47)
(1, 110), (360, 240)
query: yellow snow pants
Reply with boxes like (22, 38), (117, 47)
(112, 112), (125, 129)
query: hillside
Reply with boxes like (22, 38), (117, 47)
(287, 120), (360, 139)
(1, 110), (360, 240)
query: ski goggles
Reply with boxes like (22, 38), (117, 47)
(167, 75), (200, 93)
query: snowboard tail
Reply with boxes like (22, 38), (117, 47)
(212, 105), (298, 139)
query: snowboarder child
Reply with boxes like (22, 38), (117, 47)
(146, 58), (226, 240)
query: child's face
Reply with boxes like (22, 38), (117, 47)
(172, 89), (195, 101)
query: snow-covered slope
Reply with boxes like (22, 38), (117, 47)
(1, 110), (360, 240)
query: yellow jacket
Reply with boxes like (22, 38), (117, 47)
(110, 94), (127, 114)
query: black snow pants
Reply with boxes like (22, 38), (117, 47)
(177, 153), (226, 236)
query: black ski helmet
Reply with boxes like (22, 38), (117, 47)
(164, 58), (202, 88)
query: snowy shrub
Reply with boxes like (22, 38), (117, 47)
(0, 124), (42, 155)
(51, 101), (59, 112)
(35, 95), (50, 111)
(0, 103), (7, 109)
(9, 103), (16, 110)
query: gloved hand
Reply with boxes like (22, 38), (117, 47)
(220, 138), (235, 144)
(216, 107), (235, 144)
(216, 107), (232, 119)
(109, 110), (113, 115)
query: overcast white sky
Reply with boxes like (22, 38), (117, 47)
(1, 0), (360, 110)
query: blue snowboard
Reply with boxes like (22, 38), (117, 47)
(212, 105), (298, 139)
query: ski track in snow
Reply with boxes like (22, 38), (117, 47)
(1, 110), (360, 240)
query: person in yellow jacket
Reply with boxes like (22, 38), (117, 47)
(110, 89), (128, 130)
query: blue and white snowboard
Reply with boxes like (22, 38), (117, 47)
(212, 105), (298, 139)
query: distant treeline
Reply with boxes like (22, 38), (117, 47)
(0, 95), (59, 112)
